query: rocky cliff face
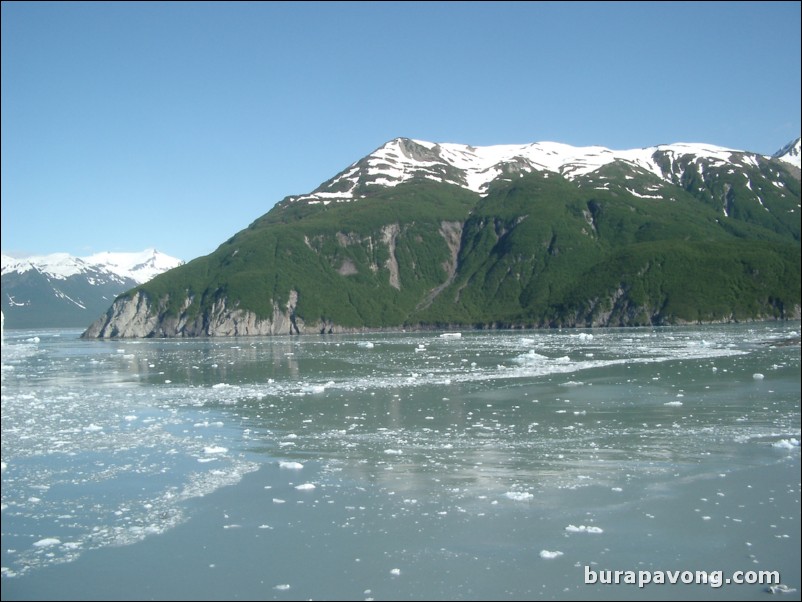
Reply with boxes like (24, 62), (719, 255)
(82, 288), (379, 337)
(83, 290), (293, 337)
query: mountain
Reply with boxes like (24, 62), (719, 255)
(773, 136), (801, 170)
(2, 249), (183, 329)
(83, 137), (801, 338)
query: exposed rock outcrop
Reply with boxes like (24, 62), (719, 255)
(82, 289), (305, 338)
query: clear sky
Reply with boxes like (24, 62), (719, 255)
(2, 1), (800, 262)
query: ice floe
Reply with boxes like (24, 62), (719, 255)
(32, 538), (61, 548)
(203, 446), (228, 454)
(565, 524), (604, 534)
(767, 584), (798, 595)
(505, 491), (534, 502)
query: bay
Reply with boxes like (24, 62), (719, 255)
(1, 324), (799, 600)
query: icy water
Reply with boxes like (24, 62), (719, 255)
(1, 324), (799, 601)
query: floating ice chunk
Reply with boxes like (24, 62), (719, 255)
(515, 350), (549, 364)
(664, 401), (683, 406)
(279, 461), (304, 469)
(767, 584), (797, 595)
(273, 498), (286, 504)
(33, 538), (61, 547)
(303, 382), (331, 394)
(539, 550), (563, 559)
(273, 584), (291, 591)
(295, 483), (316, 491)
(390, 568), (401, 576)
(505, 491), (533, 502)
(565, 524), (604, 534)
(384, 449), (403, 455)
(358, 342), (375, 349)
(772, 438), (800, 449)
(753, 373), (765, 380)
(124, 415), (138, 421)
(440, 332), (461, 338)
(84, 423), (103, 432)
(203, 446), (228, 454)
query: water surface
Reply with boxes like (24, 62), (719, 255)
(2, 324), (799, 599)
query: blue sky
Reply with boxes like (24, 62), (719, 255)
(2, 1), (800, 261)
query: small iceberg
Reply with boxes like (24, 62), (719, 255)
(565, 524), (603, 534)
(203, 446), (228, 455)
(505, 491), (533, 502)
(33, 538), (61, 548)
(767, 584), (797, 595)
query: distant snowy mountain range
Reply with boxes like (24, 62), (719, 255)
(1, 249), (183, 329)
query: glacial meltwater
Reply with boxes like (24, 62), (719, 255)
(1, 324), (799, 600)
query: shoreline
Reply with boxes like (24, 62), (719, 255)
(71, 317), (802, 340)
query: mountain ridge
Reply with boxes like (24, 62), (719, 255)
(290, 136), (802, 205)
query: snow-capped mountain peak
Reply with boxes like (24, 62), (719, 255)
(773, 137), (801, 169)
(81, 249), (183, 283)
